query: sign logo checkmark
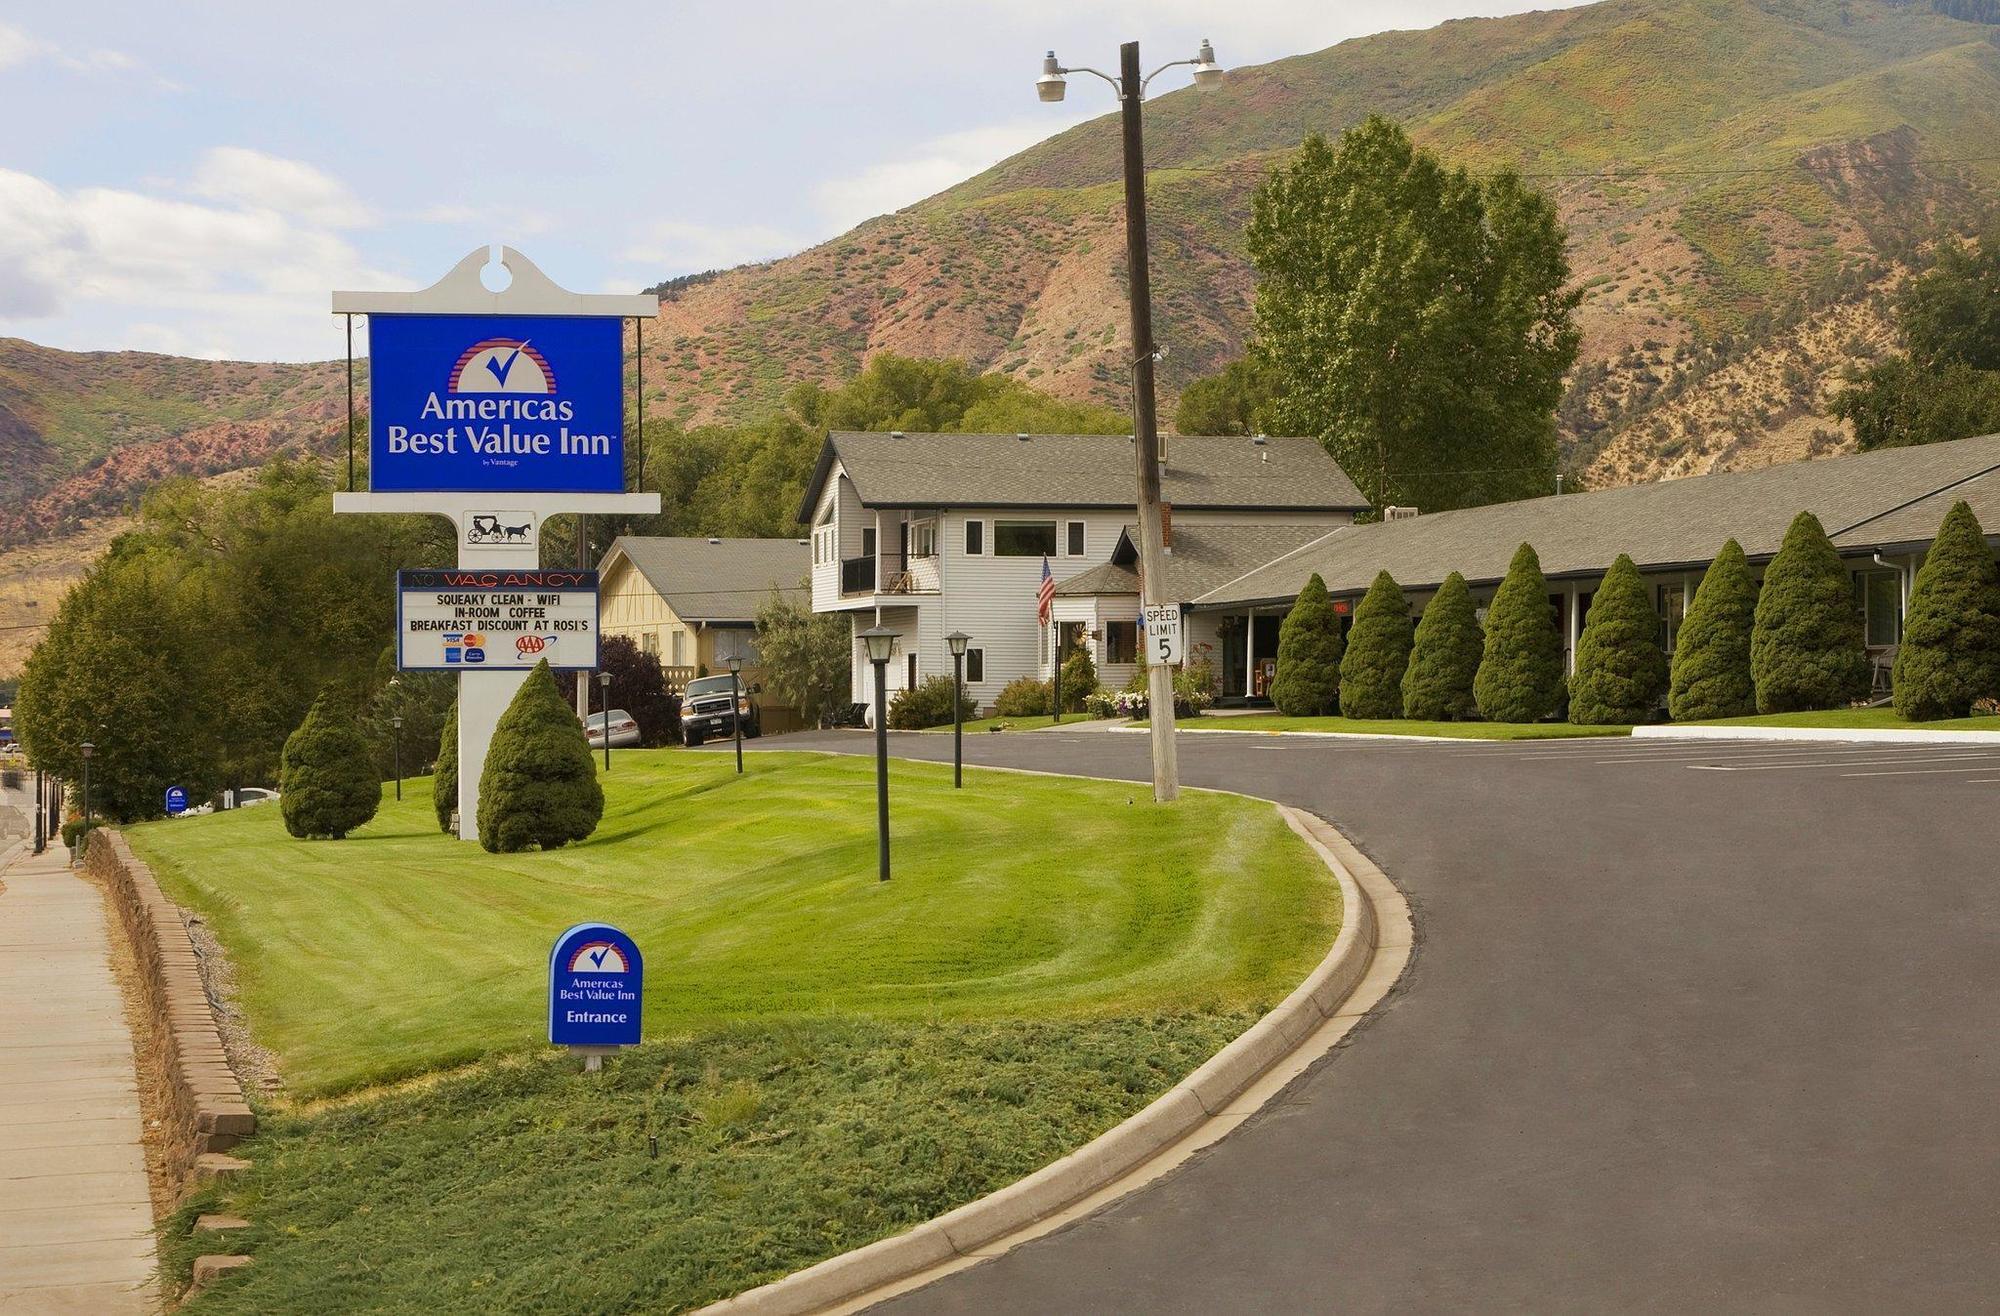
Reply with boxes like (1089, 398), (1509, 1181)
(485, 340), (530, 387)
(588, 947), (608, 968)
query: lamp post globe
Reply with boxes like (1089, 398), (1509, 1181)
(945, 631), (971, 789)
(1035, 51), (1067, 102)
(1191, 39), (1224, 87)
(391, 715), (404, 802)
(858, 625), (898, 881)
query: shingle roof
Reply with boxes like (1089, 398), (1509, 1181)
(1056, 523), (1341, 600)
(796, 432), (1368, 522)
(1198, 432), (2000, 608)
(601, 536), (809, 624)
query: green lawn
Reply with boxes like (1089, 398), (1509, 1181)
(1189, 715), (1632, 740)
(127, 751), (1336, 1097)
(1682, 707), (2000, 732)
(134, 751), (1337, 1311)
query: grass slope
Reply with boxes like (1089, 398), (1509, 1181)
(127, 751), (1335, 1096)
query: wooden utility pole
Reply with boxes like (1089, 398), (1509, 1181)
(1119, 39), (1180, 802)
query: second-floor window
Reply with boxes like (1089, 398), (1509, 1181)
(1066, 521), (1086, 556)
(911, 518), (937, 557)
(964, 520), (985, 555)
(995, 520), (1057, 557)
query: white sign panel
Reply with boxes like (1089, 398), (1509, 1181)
(397, 568), (599, 673)
(1143, 603), (1186, 666)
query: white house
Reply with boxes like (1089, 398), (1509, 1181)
(796, 430), (1369, 719)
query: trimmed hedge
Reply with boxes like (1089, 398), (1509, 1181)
(476, 660), (603, 853)
(280, 688), (380, 841)
(1340, 572), (1412, 719)
(1669, 539), (1758, 721)
(1403, 572), (1483, 720)
(1270, 573), (1344, 716)
(1751, 511), (1869, 713)
(1474, 543), (1563, 723)
(1570, 554), (1667, 724)
(432, 699), (459, 835)
(888, 675), (978, 729)
(1893, 500), (2000, 719)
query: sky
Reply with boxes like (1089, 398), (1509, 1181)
(0, 1), (1591, 363)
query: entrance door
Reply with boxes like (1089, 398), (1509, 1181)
(906, 651), (918, 691)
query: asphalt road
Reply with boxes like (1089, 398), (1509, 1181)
(753, 728), (2000, 1314)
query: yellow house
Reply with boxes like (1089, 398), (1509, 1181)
(596, 536), (812, 732)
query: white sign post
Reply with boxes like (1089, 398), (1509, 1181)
(1143, 603), (1186, 667)
(332, 248), (659, 840)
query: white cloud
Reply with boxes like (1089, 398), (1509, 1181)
(0, 19), (144, 79)
(619, 220), (801, 276)
(811, 116), (1082, 233)
(188, 146), (373, 228)
(0, 161), (404, 361)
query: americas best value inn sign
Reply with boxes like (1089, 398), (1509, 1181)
(397, 568), (599, 672)
(369, 314), (624, 493)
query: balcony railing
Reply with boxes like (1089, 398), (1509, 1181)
(841, 556), (875, 595)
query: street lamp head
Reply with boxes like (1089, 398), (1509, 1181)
(1191, 39), (1223, 88)
(1036, 51), (1067, 102)
(598, 671), (612, 688)
(392, 716), (403, 730)
(860, 625), (898, 665)
(80, 742), (94, 760)
(726, 655), (742, 674)
(946, 630), (971, 658)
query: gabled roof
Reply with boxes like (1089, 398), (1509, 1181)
(1197, 432), (2000, 608)
(599, 536), (809, 624)
(1056, 523), (1341, 601)
(795, 431), (1368, 523)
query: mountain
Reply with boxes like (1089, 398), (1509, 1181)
(6, 0), (2000, 558)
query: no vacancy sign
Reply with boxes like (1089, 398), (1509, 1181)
(397, 568), (599, 672)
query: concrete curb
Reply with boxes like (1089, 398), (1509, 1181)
(82, 829), (257, 1189)
(700, 804), (1412, 1316)
(1633, 724), (2000, 745)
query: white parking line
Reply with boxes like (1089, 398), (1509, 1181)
(1686, 753), (2000, 772)
(1839, 765), (2000, 778)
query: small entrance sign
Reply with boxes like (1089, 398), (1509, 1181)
(164, 786), (188, 816)
(549, 923), (643, 1049)
(1143, 602), (1185, 666)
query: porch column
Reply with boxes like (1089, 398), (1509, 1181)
(1565, 583), (1581, 675)
(1245, 608), (1256, 698)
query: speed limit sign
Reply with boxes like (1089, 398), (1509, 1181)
(1143, 603), (1185, 666)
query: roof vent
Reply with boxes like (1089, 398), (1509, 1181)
(1016, 432), (1030, 441)
(1251, 433), (1268, 446)
(889, 430), (905, 438)
(1383, 506), (1420, 522)
(707, 536), (722, 544)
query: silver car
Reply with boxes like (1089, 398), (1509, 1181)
(584, 708), (642, 749)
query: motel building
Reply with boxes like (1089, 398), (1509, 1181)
(803, 429), (2000, 720)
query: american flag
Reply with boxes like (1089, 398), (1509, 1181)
(1036, 556), (1055, 626)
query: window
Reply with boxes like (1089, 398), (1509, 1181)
(965, 648), (984, 683)
(906, 652), (918, 689)
(1066, 521), (1086, 556)
(1658, 584), (1686, 653)
(1105, 621), (1137, 664)
(715, 631), (760, 665)
(861, 527), (876, 558)
(1857, 570), (1901, 647)
(642, 631), (660, 657)
(995, 520), (1058, 557)
(911, 518), (937, 558)
(671, 630), (688, 666)
(964, 519), (985, 555)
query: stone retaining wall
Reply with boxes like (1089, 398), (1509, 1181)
(84, 829), (256, 1187)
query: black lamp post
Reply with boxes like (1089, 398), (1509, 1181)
(391, 715), (403, 801)
(860, 624), (897, 882)
(598, 671), (613, 772)
(79, 741), (93, 836)
(946, 630), (970, 788)
(727, 655), (744, 775)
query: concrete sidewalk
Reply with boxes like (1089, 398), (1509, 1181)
(0, 844), (158, 1314)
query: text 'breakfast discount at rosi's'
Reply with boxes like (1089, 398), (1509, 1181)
(397, 569), (599, 672)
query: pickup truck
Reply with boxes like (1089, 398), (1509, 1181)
(680, 675), (760, 747)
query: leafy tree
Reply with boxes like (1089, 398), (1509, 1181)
(1751, 512), (1870, 713)
(756, 590), (853, 728)
(1247, 117), (1580, 512)
(1475, 543), (1564, 722)
(1174, 359), (1274, 435)
(1892, 501), (2000, 719)
(887, 675), (978, 729)
(1060, 638), (1098, 713)
(1270, 573), (1344, 716)
(477, 660), (604, 853)
(1402, 571), (1483, 720)
(1570, 555), (1668, 724)
(1669, 539), (1758, 721)
(280, 688), (380, 840)
(1829, 356), (2000, 452)
(433, 699), (459, 835)
(589, 634), (681, 747)
(1901, 226), (2000, 371)
(1340, 572), (1413, 718)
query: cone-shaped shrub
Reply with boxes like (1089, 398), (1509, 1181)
(433, 698), (459, 834)
(1570, 554), (1668, 724)
(1669, 539), (1758, 721)
(477, 660), (604, 853)
(1059, 640), (1097, 713)
(1403, 572), (1483, 720)
(279, 688), (380, 840)
(1270, 573), (1344, 716)
(1752, 511), (1869, 713)
(1892, 500), (2000, 719)
(1340, 572), (1413, 719)
(1475, 543), (1564, 723)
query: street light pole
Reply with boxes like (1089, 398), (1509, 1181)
(1038, 37), (1221, 803)
(860, 625), (897, 882)
(391, 715), (403, 802)
(598, 671), (613, 772)
(727, 656), (744, 775)
(79, 741), (94, 837)
(946, 631), (970, 788)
